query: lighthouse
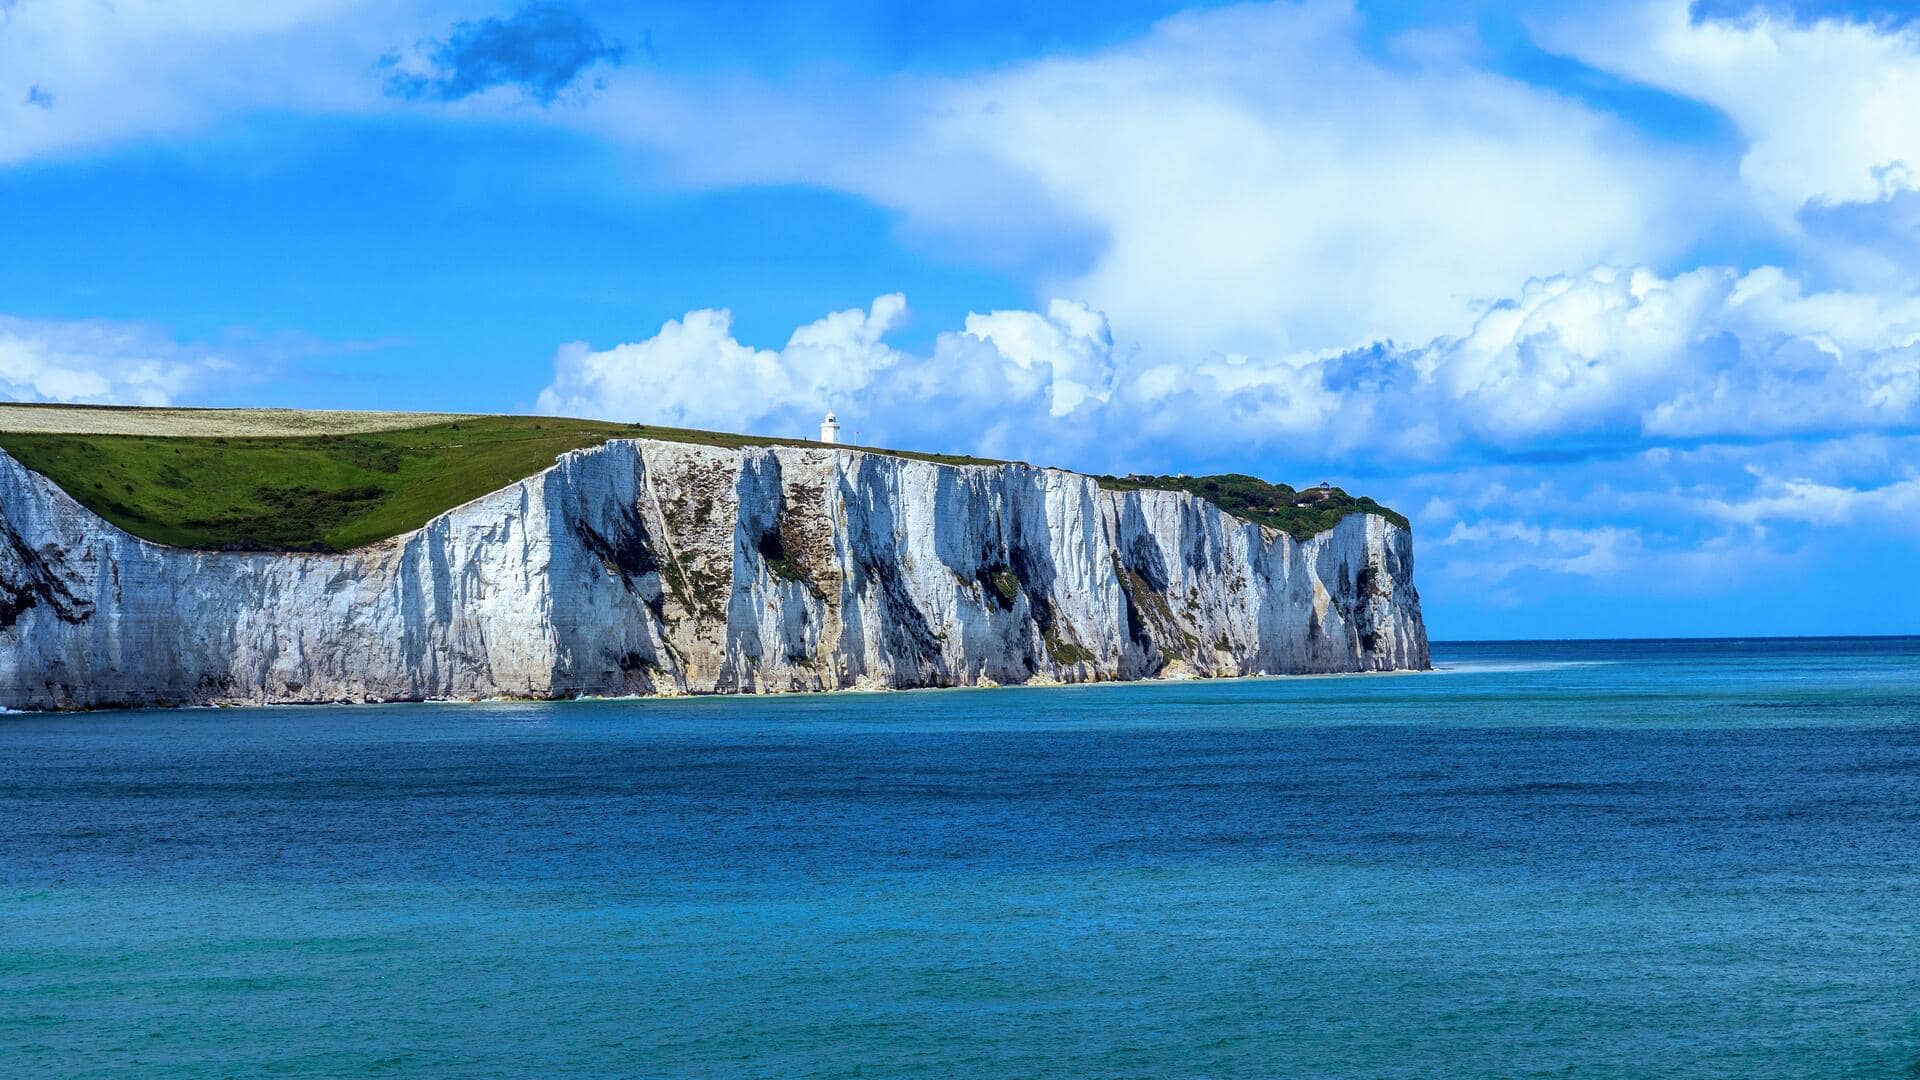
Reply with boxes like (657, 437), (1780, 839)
(819, 411), (841, 444)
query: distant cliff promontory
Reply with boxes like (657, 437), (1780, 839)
(0, 408), (1428, 710)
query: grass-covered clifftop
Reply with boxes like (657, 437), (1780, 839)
(1098, 472), (1410, 540)
(0, 405), (1403, 551)
(0, 407), (999, 551)
(0, 415), (637, 550)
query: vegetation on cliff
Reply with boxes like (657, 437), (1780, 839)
(1096, 472), (1410, 540)
(0, 416), (633, 550)
(0, 405), (1403, 551)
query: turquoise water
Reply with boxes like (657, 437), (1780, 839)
(4, 638), (1919, 1077)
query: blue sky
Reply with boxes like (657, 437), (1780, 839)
(3, 0), (1918, 640)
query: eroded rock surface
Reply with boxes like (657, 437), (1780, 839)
(0, 440), (1428, 709)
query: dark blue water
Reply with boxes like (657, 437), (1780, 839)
(4, 638), (1919, 1076)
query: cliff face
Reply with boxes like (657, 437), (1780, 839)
(0, 440), (1428, 710)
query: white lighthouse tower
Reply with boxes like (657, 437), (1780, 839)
(819, 411), (841, 444)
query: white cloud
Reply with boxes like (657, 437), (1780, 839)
(1438, 519), (1643, 581)
(961, 301), (1115, 417)
(1418, 264), (1920, 445)
(11, 0), (1917, 421)
(1549, 1), (1920, 225)
(535, 293), (1136, 462)
(545, 1), (1920, 426)
(1546, 1), (1920, 296)
(575, 0), (1709, 362)
(9, 0), (1919, 371)
(1422, 266), (1721, 441)
(535, 294), (909, 435)
(536, 261), (1920, 472)
(0, 0), (433, 165)
(1701, 472), (1920, 530)
(950, 2), (1707, 359)
(0, 316), (226, 404)
(1425, 510), (1789, 594)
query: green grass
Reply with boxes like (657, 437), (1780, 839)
(0, 417), (631, 551)
(1096, 472), (1410, 540)
(989, 568), (1021, 607)
(0, 406), (1404, 551)
(0, 411), (1014, 552)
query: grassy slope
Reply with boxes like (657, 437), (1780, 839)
(0, 406), (1403, 551)
(0, 412), (1005, 551)
(0, 417), (628, 550)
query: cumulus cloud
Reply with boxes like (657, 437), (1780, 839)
(577, 0), (1709, 362)
(940, 2), (1708, 360)
(958, 301), (1116, 418)
(536, 295), (910, 436)
(544, 258), (1920, 475)
(381, 3), (625, 105)
(0, 317), (227, 405)
(1550, 1), (1920, 226)
(534, 0), (1920, 411)
(9, 0), (1920, 369)
(1415, 264), (1920, 445)
(1546, 0), (1920, 295)
(535, 294), (1131, 460)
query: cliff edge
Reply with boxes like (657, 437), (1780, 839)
(0, 439), (1428, 710)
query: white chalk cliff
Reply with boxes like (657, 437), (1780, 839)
(0, 440), (1428, 710)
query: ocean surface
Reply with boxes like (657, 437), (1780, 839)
(4, 637), (1919, 1077)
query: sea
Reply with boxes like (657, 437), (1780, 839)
(3, 637), (1918, 1077)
